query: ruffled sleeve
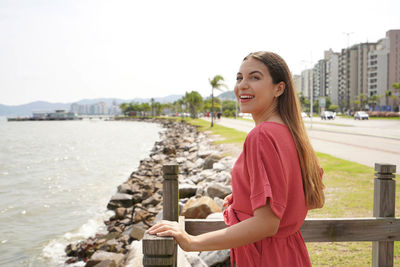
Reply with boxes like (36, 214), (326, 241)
(244, 126), (288, 219)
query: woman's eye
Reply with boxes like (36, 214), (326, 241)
(251, 76), (260, 80)
(236, 77), (242, 81)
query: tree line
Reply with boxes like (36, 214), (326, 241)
(119, 93), (238, 118)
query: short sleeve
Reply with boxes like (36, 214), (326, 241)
(244, 127), (288, 219)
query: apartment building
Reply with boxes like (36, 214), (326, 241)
(368, 38), (389, 106)
(338, 42), (376, 110)
(301, 69), (314, 99)
(292, 74), (302, 93)
(386, 30), (400, 91)
(325, 49), (339, 105)
(313, 59), (326, 98)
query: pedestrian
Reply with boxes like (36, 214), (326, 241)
(147, 51), (325, 266)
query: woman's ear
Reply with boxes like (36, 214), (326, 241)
(274, 82), (285, 98)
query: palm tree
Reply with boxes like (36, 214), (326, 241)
(184, 91), (203, 118)
(209, 75), (227, 127)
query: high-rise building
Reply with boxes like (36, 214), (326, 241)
(386, 30), (400, 91)
(324, 49), (339, 105)
(292, 74), (301, 93)
(339, 42), (376, 110)
(301, 69), (313, 99)
(313, 59), (326, 98)
(368, 38), (389, 106)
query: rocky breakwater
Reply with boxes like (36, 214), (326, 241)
(65, 119), (236, 267)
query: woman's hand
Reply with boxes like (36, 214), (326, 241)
(146, 220), (195, 252)
(222, 193), (232, 208)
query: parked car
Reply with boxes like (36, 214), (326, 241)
(301, 112), (308, 118)
(320, 111), (335, 120)
(354, 111), (369, 120)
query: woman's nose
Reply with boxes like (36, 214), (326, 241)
(237, 79), (249, 90)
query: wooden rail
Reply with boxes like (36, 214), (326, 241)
(143, 163), (398, 266)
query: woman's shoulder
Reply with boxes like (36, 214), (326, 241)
(247, 121), (289, 140)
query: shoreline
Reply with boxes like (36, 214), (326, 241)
(64, 118), (238, 267)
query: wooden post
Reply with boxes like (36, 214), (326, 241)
(163, 164), (179, 222)
(372, 163), (396, 267)
(142, 164), (179, 267)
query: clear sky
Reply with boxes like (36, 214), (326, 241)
(1, 0), (399, 105)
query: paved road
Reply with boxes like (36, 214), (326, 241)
(204, 117), (400, 173)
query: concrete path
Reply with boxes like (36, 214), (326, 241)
(203, 117), (400, 173)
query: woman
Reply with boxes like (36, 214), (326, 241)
(147, 51), (325, 266)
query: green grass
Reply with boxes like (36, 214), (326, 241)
(182, 118), (247, 144)
(307, 152), (400, 266)
(180, 118), (400, 266)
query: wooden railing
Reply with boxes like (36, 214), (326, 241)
(143, 163), (399, 267)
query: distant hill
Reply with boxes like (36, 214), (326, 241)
(0, 95), (183, 117)
(0, 101), (71, 117)
(217, 90), (236, 101)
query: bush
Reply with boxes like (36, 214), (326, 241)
(367, 111), (400, 117)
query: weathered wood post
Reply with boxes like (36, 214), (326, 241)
(372, 163), (396, 267)
(142, 164), (179, 267)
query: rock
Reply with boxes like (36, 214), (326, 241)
(107, 193), (134, 210)
(65, 243), (78, 257)
(206, 183), (232, 199)
(206, 212), (224, 219)
(184, 252), (208, 267)
(194, 158), (205, 168)
(117, 183), (133, 194)
(198, 150), (213, 158)
(181, 196), (221, 219)
(92, 260), (116, 267)
(65, 257), (79, 264)
(213, 198), (224, 209)
(195, 187), (205, 196)
(199, 250), (230, 266)
(85, 251), (124, 267)
(212, 162), (225, 171)
(163, 146), (176, 155)
(179, 184), (198, 199)
(203, 156), (218, 169)
(115, 208), (126, 220)
(129, 226), (146, 241)
(141, 193), (162, 206)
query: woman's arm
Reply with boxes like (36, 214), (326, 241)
(147, 202), (280, 252)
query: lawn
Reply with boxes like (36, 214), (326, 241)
(182, 117), (400, 267)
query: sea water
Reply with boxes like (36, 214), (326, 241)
(0, 119), (162, 266)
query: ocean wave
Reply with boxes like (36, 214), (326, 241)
(41, 213), (110, 266)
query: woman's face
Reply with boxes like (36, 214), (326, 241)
(234, 57), (282, 120)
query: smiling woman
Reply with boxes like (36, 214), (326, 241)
(147, 52), (325, 267)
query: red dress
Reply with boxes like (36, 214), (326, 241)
(223, 122), (311, 266)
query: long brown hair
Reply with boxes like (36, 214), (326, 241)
(244, 51), (325, 209)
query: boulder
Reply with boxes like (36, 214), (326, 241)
(206, 183), (232, 199)
(115, 208), (126, 220)
(141, 193), (162, 207)
(199, 250), (230, 267)
(162, 146), (176, 155)
(129, 226), (146, 241)
(179, 184), (198, 199)
(92, 260), (116, 267)
(107, 193), (133, 210)
(202, 157), (218, 169)
(184, 252), (208, 267)
(117, 183), (133, 194)
(194, 158), (205, 169)
(212, 162), (225, 171)
(85, 251), (124, 267)
(181, 196), (221, 219)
